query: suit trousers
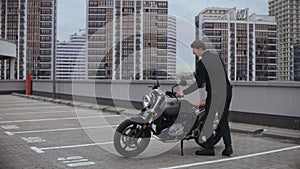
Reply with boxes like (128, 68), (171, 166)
(204, 87), (232, 148)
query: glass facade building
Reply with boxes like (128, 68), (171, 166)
(292, 44), (300, 81)
(56, 30), (86, 79)
(0, 0), (56, 79)
(0, 0), (26, 79)
(196, 7), (277, 81)
(269, 0), (300, 81)
(28, 0), (56, 79)
(86, 0), (176, 80)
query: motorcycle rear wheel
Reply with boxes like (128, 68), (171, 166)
(114, 119), (150, 157)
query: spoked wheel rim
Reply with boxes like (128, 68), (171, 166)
(120, 124), (144, 151)
(114, 119), (151, 157)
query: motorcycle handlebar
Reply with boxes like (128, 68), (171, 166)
(165, 91), (176, 98)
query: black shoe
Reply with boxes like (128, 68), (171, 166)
(222, 146), (233, 156)
(195, 148), (215, 156)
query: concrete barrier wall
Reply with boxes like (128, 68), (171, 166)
(32, 80), (206, 104)
(32, 80), (300, 118)
(0, 80), (25, 94)
(231, 81), (300, 118)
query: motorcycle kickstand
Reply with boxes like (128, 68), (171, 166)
(180, 139), (184, 156)
(181, 135), (196, 156)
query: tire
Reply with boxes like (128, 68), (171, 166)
(114, 119), (151, 157)
(194, 127), (222, 148)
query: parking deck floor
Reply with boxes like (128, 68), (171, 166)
(0, 95), (299, 169)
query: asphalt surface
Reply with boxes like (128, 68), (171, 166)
(0, 94), (299, 169)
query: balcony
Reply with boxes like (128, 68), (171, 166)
(0, 38), (17, 79)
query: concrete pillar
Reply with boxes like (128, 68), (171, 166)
(10, 58), (15, 79)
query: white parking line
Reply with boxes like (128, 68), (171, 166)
(6, 125), (118, 135)
(5, 131), (14, 136)
(0, 109), (99, 115)
(0, 99), (24, 101)
(1, 125), (19, 129)
(63, 159), (89, 164)
(0, 106), (70, 111)
(0, 101), (36, 104)
(0, 115), (121, 124)
(160, 145), (300, 169)
(57, 156), (83, 161)
(30, 147), (45, 153)
(31, 138), (156, 154)
(31, 141), (113, 153)
(21, 136), (46, 143)
(4, 110), (75, 115)
(67, 161), (95, 167)
(57, 156), (95, 167)
(0, 104), (53, 107)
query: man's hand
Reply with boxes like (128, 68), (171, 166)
(176, 91), (184, 98)
(192, 99), (206, 109)
(199, 99), (206, 108)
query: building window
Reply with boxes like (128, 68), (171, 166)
(40, 36), (51, 42)
(41, 2), (52, 7)
(39, 64), (51, 69)
(39, 57), (51, 62)
(41, 22), (51, 28)
(89, 1), (98, 7)
(40, 29), (52, 35)
(40, 43), (51, 48)
(41, 9), (52, 14)
(40, 50), (51, 55)
(41, 16), (52, 21)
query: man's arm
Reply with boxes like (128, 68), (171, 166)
(182, 82), (198, 95)
(176, 82), (198, 98)
(176, 60), (207, 98)
(183, 60), (207, 95)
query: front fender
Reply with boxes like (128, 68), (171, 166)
(127, 117), (151, 138)
(129, 116), (149, 124)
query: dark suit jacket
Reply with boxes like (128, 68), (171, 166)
(183, 50), (232, 101)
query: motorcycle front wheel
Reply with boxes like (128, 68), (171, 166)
(114, 119), (151, 157)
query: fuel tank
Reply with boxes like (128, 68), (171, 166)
(163, 98), (194, 116)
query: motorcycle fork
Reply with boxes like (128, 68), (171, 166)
(195, 122), (204, 138)
(142, 123), (156, 137)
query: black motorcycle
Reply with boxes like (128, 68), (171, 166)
(113, 79), (221, 157)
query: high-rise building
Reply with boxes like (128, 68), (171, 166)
(27, 0), (57, 80)
(195, 7), (277, 81)
(269, 0), (300, 81)
(56, 30), (86, 79)
(0, 0), (26, 79)
(86, 0), (176, 80)
(0, 0), (56, 80)
(292, 44), (300, 81)
(167, 15), (176, 79)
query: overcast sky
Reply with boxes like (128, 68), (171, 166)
(57, 0), (268, 41)
(57, 0), (269, 73)
(57, 0), (86, 41)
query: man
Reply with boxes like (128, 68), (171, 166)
(176, 40), (233, 156)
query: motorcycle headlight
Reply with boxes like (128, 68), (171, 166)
(143, 95), (152, 108)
